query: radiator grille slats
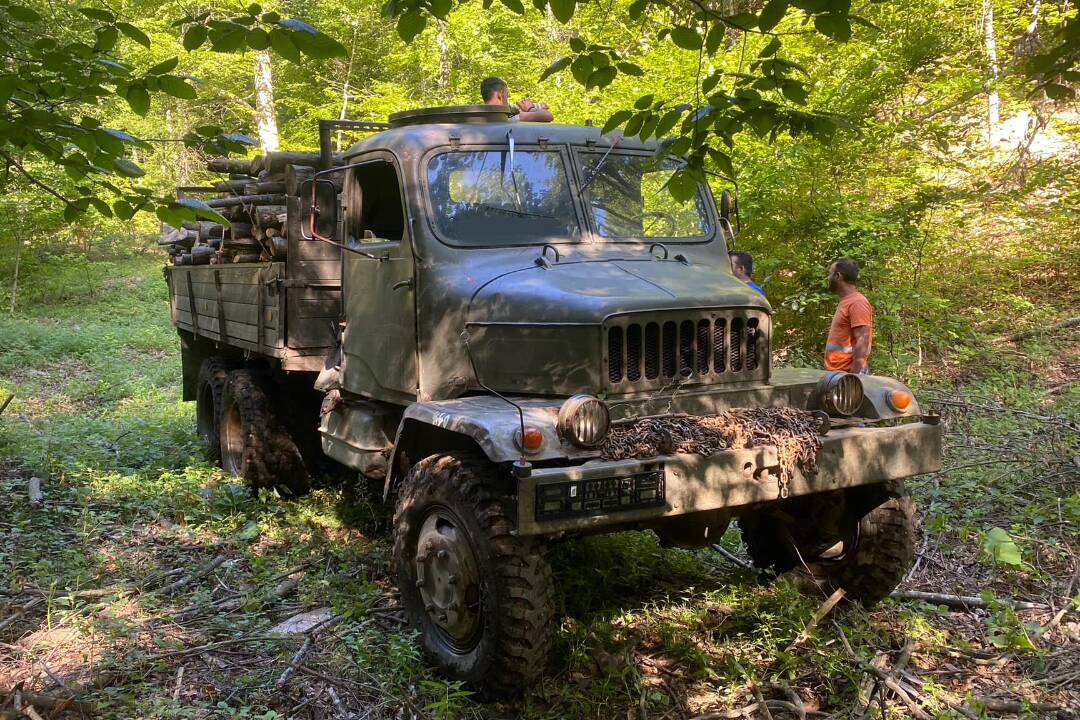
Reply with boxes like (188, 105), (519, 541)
(607, 312), (767, 389)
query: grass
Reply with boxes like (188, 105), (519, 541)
(1, 246), (1077, 719)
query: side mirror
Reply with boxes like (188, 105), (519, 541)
(718, 189), (740, 251)
(300, 178), (339, 241)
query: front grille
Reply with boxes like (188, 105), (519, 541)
(606, 310), (768, 390)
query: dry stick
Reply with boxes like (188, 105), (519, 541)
(764, 682), (805, 720)
(787, 587), (845, 650)
(889, 590), (1046, 610)
(326, 686), (347, 718)
(711, 544), (756, 571)
(27, 477), (42, 505)
(0, 394), (13, 415)
(687, 703), (760, 720)
(155, 555), (228, 595)
(854, 651), (889, 719)
(0, 691), (94, 715)
(274, 635), (314, 690)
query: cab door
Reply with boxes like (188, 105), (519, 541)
(339, 151), (418, 404)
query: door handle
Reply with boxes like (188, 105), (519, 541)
(392, 278), (413, 291)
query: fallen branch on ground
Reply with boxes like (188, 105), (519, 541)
(1001, 316), (1080, 343)
(154, 555), (228, 595)
(787, 587), (845, 650)
(890, 590), (1046, 610)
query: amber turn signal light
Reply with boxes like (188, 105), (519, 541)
(886, 389), (914, 412)
(516, 426), (545, 454)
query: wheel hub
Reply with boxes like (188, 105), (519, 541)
(414, 509), (482, 651)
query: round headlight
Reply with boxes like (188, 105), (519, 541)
(817, 371), (864, 416)
(558, 395), (610, 448)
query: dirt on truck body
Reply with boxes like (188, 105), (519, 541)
(162, 104), (942, 694)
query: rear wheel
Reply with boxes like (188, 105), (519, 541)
(739, 481), (916, 606)
(219, 369), (311, 496)
(392, 453), (555, 695)
(195, 357), (229, 463)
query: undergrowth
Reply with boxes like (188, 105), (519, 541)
(0, 249), (1076, 719)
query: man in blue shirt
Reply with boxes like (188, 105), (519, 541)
(730, 252), (765, 298)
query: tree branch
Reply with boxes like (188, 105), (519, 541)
(0, 149), (71, 205)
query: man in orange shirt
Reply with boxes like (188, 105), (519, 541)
(824, 257), (873, 374)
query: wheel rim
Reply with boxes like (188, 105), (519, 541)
(220, 401), (244, 477)
(413, 505), (483, 654)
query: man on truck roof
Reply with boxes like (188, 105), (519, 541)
(825, 256), (873, 374)
(481, 76), (554, 123)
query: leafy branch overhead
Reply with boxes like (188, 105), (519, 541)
(386, 0), (859, 199)
(0, 1), (344, 226)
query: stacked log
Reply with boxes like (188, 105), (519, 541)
(163, 153), (297, 266)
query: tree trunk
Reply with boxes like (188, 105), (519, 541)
(336, 25), (359, 152)
(983, 0), (1000, 143)
(10, 238), (21, 314)
(254, 50), (279, 152)
(435, 22), (451, 99)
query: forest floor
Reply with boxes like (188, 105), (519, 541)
(0, 250), (1077, 720)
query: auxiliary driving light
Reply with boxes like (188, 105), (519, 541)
(885, 389), (914, 413)
(558, 395), (611, 448)
(816, 371), (864, 417)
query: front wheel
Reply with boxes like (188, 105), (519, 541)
(392, 453), (555, 695)
(739, 481), (916, 606)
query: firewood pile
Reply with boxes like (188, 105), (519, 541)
(159, 151), (319, 266)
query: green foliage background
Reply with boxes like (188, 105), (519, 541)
(0, 0), (1077, 365)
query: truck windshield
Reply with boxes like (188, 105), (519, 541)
(577, 151), (712, 240)
(427, 150), (582, 246)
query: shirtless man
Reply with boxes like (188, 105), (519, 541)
(481, 76), (554, 123)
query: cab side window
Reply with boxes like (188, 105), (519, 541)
(345, 160), (405, 244)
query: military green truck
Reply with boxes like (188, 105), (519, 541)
(162, 105), (942, 693)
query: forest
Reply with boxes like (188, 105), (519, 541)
(0, 0), (1078, 717)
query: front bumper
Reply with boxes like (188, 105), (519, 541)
(516, 421), (942, 536)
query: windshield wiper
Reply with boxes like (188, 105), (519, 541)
(472, 202), (557, 220)
(577, 136), (621, 194)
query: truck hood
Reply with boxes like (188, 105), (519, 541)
(468, 257), (769, 324)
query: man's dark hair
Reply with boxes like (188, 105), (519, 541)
(731, 251), (753, 276)
(833, 256), (860, 283)
(481, 76), (507, 102)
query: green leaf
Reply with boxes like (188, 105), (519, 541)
(183, 25), (208, 50)
(86, 197), (113, 217)
(569, 37), (586, 53)
(781, 80), (808, 104)
(634, 93), (655, 110)
(290, 29), (347, 58)
(670, 26), (702, 51)
(758, 0), (787, 32)
(176, 197), (230, 225)
(159, 76), (197, 99)
(705, 25), (724, 55)
(665, 168), (698, 202)
(570, 55), (593, 85)
(279, 18), (318, 34)
(113, 199), (135, 219)
(269, 28), (301, 62)
(64, 202), (86, 223)
(601, 109), (633, 134)
(397, 10), (427, 42)
(654, 109), (681, 137)
(638, 114), (659, 140)
(586, 65), (617, 89)
(624, 112), (645, 137)
(125, 85), (150, 115)
(617, 62), (644, 77)
(813, 13), (852, 41)
(117, 22), (152, 48)
(147, 57), (179, 75)
(95, 26), (119, 52)
(113, 157), (145, 177)
(430, 0), (453, 19)
(707, 148), (734, 177)
(8, 5), (42, 23)
(628, 0), (648, 21)
(246, 28), (270, 50)
(724, 13), (757, 30)
(500, 0), (525, 14)
(983, 527), (1023, 567)
(79, 7), (116, 22)
(211, 26), (248, 52)
(1043, 83), (1075, 100)
(539, 56), (572, 81)
(748, 109), (775, 136)
(549, 0), (576, 23)
(261, 11), (280, 23)
(247, 3), (263, 15)
(758, 37), (781, 58)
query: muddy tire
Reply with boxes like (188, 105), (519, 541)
(196, 358), (229, 463)
(392, 453), (555, 695)
(219, 369), (311, 496)
(739, 481), (916, 606)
